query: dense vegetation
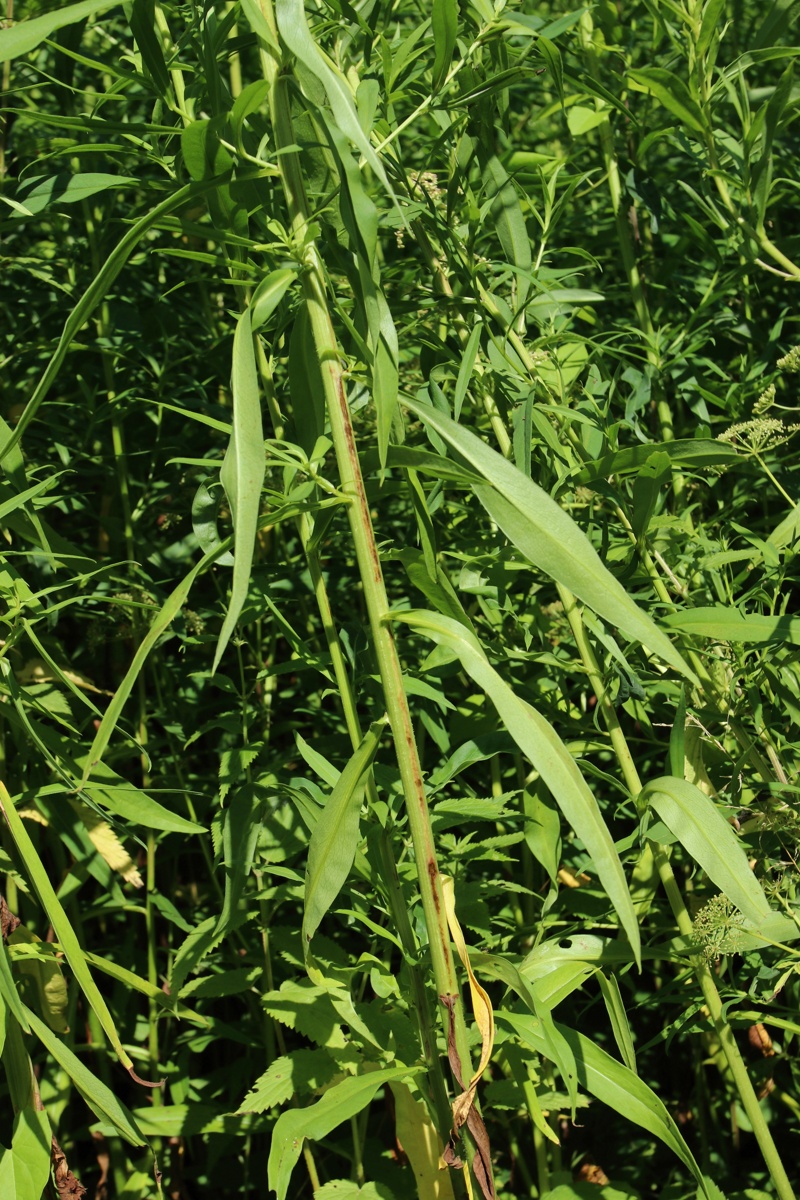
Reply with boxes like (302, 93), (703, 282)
(1, 1), (800, 1197)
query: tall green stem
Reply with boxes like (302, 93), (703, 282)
(254, 0), (473, 1163)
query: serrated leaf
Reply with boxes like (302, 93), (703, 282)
(237, 1048), (337, 1113)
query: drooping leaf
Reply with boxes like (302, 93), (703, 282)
(641, 777), (772, 925)
(500, 1010), (707, 1191)
(394, 610), (641, 964)
(273, 0), (394, 198)
(0, 784), (147, 1079)
(22, 1007), (147, 1145)
(403, 397), (694, 682)
(0, 0), (122, 63)
(431, 0), (458, 92)
(627, 67), (707, 134)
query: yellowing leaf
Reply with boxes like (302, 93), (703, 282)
(73, 800), (143, 887)
(389, 1081), (456, 1200)
(442, 876), (495, 1130)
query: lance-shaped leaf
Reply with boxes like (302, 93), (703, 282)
(0, 783), (155, 1083)
(500, 1010), (709, 1194)
(0, 0), (122, 63)
(274, 0), (394, 199)
(22, 1008), (147, 1146)
(641, 777), (772, 925)
(403, 397), (694, 682)
(302, 720), (386, 954)
(268, 1066), (421, 1200)
(214, 307), (265, 671)
(393, 610), (641, 965)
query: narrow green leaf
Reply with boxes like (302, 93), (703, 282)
(0, 0), (122, 63)
(596, 971), (637, 1073)
(215, 784), (264, 937)
(0, 940), (29, 1032)
(302, 720), (386, 953)
(0, 181), (216, 467)
(13, 173), (139, 217)
(404, 397), (694, 681)
(250, 267), (296, 332)
(191, 481), (235, 566)
(288, 306), (325, 457)
(431, 0), (458, 92)
(129, 0), (170, 96)
(482, 155), (531, 311)
(80, 547), (223, 786)
(273, 0), (394, 199)
(768, 503), (800, 550)
(454, 322), (482, 421)
(0, 784), (140, 1075)
(537, 37), (564, 107)
(268, 1066), (421, 1200)
(642, 777), (772, 926)
(22, 1007), (147, 1145)
(662, 607), (800, 646)
(214, 307), (266, 671)
(572, 439), (739, 485)
(501, 1010), (707, 1191)
(669, 686), (686, 779)
(627, 68), (707, 134)
(394, 610), (641, 964)
(696, 0), (727, 59)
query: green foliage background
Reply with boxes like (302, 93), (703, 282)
(1, 0), (800, 1198)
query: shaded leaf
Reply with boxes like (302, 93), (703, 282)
(268, 1066), (421, 1200)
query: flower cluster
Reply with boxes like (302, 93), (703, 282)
(777, 345), (800, 373)
(693, 894), (745, 961)
(717, 415), (800, 454)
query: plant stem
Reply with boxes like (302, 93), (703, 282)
(255, 0), (473, 1165)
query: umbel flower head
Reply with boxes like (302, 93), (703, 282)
(717, 415), (800, 454)
(777, 345), (800, 373)
(693, 894), (745, 961)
